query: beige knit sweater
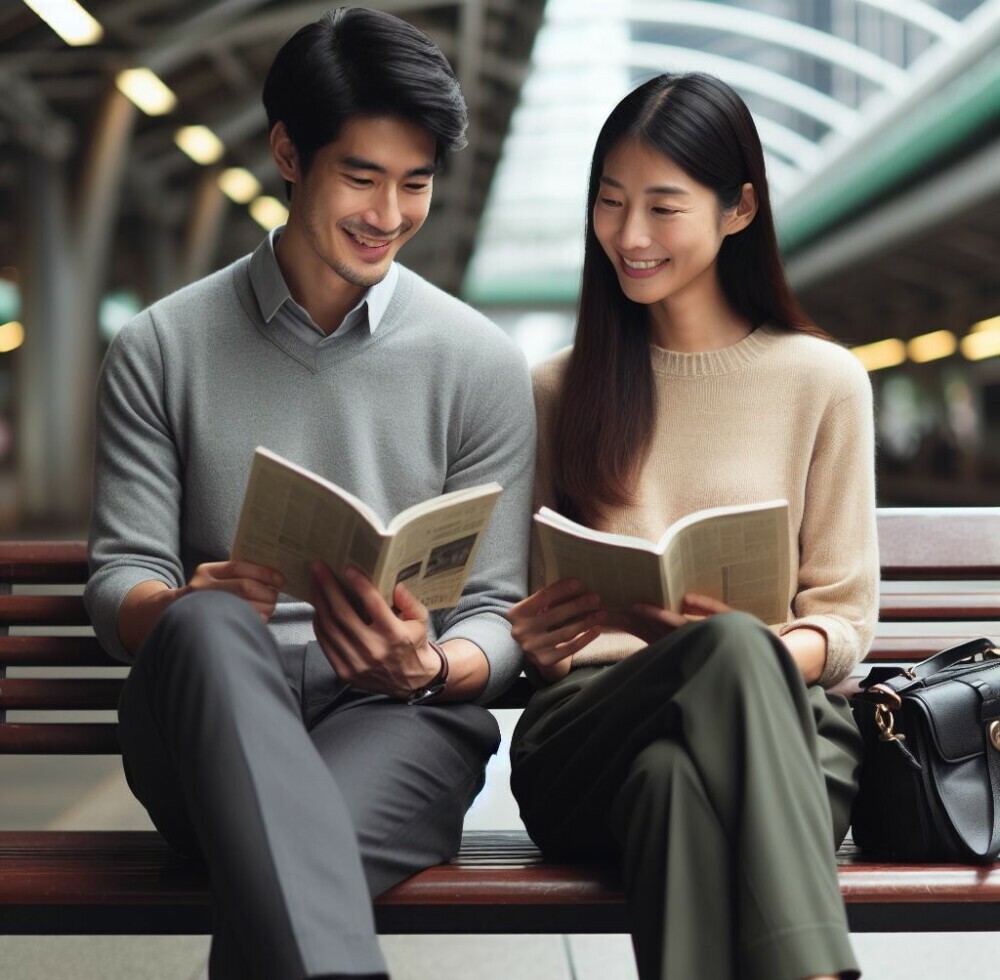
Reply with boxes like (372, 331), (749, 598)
(531, 325), (879, 688)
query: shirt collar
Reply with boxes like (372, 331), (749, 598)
(249, 226), (398, 334)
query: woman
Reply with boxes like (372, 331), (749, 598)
(508, 73), (877, 980)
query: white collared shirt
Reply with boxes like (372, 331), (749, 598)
(250, 226), (399, 349)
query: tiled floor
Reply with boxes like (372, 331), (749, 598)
(2, 710), (997, 978)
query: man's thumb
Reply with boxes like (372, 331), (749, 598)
(393, 582), (426, 621)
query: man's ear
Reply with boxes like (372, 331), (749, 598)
(269, 122), (299, 185)
(724, 182), (757, 236)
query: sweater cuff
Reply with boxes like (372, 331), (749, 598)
(778, 614), (861, 688)
(438, 611), (522, 706)
(84, 566), (179, 664)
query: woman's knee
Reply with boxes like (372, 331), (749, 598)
(613, 739), (703, 833)
(630, 738), (693, 782)
(681, 611), (786, 680)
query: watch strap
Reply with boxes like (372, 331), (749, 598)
(407, 640), (449, 705)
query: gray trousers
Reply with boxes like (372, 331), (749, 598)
(118, 591), (500, 980)
(510, 612), (863, 980)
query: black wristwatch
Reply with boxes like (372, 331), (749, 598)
(407, 641), (449, 705)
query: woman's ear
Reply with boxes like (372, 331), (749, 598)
(269, 122), (300, 185)
(724, 182), (757, 236)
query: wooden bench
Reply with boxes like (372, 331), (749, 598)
(2, 508), (1000, 936)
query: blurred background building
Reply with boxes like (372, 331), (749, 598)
(0, 0), (998, 534)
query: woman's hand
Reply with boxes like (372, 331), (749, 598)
(507, 580), (606, 682)
(610, 592), (733, 645)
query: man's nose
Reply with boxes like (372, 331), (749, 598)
(363, 186), (402, 233)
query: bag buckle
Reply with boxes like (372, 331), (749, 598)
(875, 703), (905, 743)
(989, 720), (1000, 753)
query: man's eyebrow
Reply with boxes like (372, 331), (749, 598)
(599, 175), (688, 195)
(340, 156), (437, 178)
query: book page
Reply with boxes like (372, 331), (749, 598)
(376, 489), (501, 609)
(232, 450), (385, 602)
(534, 516), (665, 610)
(663, 505), (789, 624)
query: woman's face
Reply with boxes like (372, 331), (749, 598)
(593, 139), (737, 312)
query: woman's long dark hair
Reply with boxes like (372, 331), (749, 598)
(552, 73), (825, 526)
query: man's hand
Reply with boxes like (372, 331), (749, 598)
(180, 560), (285, 622)
(118, 560), (284, 656)
(310, 562), (441, 699)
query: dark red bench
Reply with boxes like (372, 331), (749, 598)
(2, 508), (999, 935)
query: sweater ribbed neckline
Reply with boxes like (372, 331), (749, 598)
(649, 324), (781, 377)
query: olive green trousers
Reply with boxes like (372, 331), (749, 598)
(510, 612), (863, 980)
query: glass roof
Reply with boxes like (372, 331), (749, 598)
(463, 0), (995, 307)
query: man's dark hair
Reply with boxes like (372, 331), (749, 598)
(262, 6), (468, 197)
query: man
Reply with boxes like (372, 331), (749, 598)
(84, 8), (534, 979)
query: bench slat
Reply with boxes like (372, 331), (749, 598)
(0, 724), (120, 754)
(878, 594), (1000, 621)
(0, 678), (122, 710)
(0, 830), (998, 936)
(0, 636), (110, 667)
(0, 542), (88, 583)
(877, 508), (1000, 580)
(0, 596), (89, 627)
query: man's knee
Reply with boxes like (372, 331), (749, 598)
(138, 590), (273, 683)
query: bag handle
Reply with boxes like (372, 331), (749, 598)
(872, 637), (998, 698)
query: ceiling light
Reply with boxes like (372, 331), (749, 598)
(0, 321), (25, 354)
(218, 168), (262, 204)
(907, 330), (956, 364)
(970, 315), (1000, 334)
(960, 329), (1000, 361)
(175, 125), (225, 165)
(115, 68), (177, 116)
(851, 338), (906, 372)
(23, 0), (103, 46)
(250, 196), (289, 231)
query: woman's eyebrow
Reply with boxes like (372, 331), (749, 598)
(599, 174), (688, 195)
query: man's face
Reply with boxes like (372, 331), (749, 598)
(287, 115), (437, 288)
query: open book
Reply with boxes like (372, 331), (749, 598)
(534, 499), (791, 626)
(232, 447), (502, 610)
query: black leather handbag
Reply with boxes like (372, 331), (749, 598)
(851, 636), (1000, 864)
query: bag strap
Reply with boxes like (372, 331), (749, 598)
(875, 637), (999, 697)
(967, 678), (1000, 861)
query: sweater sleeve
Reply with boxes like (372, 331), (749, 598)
(431, 337), (536, 705)
(779, 360), (879, 687)
(84, 314), (186, 663)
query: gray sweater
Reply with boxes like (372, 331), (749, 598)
(85, 246), (535, 704)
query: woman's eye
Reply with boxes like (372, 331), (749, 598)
(652, 207), (677, 216)
(599, 197), (621, 208)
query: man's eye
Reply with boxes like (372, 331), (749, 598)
(652, 207), (678, 215)
(347, 175), (373, 186)
(405, 183), (430, 192)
